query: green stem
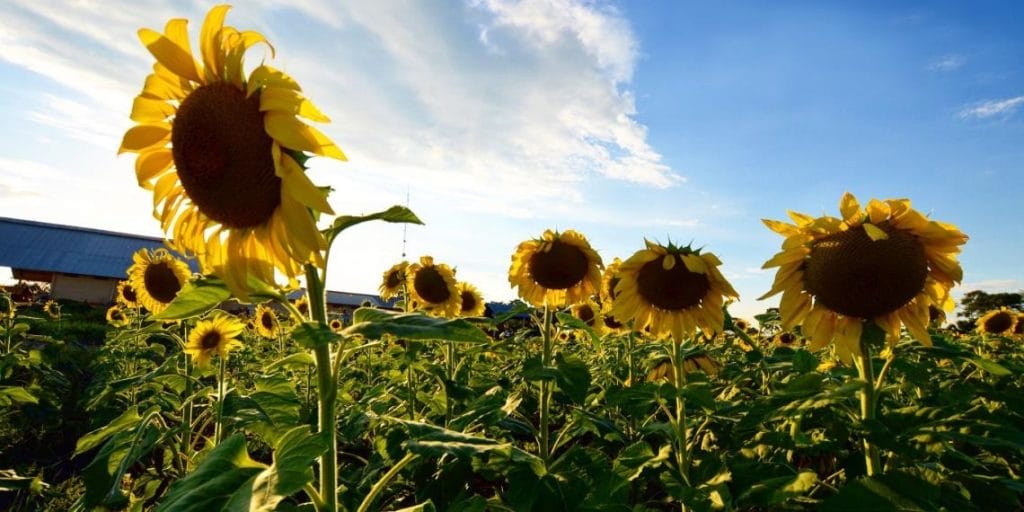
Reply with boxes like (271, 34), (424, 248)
(356, 452), (418, 512)
(855, 334), (882, 476)
(669, 338), (691, 486)
(539, 304), (553, 465)
(215, 355), (226, 446)
(306, 264), (339, 512)
(181, 337), (193, 472)
(626, 331), (636, 386)
(445, 340), (456, 427)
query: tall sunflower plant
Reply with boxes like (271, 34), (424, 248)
(115, 5), (490, 511)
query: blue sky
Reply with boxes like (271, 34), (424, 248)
(0, 1), (1020, 321)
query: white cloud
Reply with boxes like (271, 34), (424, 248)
(927, 54), (965, 71)
(958, 279), (1024, 294)
(958, 96), (1024, 119)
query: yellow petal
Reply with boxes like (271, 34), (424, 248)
(138, 28), (201, 84)
(839, 192), (860, 223)
(279, 151), (335, 214)
(264, 112), (346, 160)
(787, 210), (815, 227)
(119, 124), (170, 153)
(261, 88), (331, 122)
(130, 95), (175, 123)
(761, 248), (809, 269)
(200, 4), (231, 81)
(780, 291), (812, 331)
(863, 223), (889, 241)
(662, 254), (676, 270)
(865, 199), (890, 224)
(681, 254), (706, 273)
(247, 65), (300, 97)
(762, 219), (801, 237)
(135, 149), (174, 185)
(163, 18), (193, 58)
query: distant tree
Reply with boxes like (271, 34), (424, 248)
(959, 290), (1023, 321)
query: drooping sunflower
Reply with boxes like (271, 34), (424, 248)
(600, 257), (623, 305)
(570, 297), (605, 336)
(118, 5), (345, 298)
(509, 229), (603, 308)
(184, 313), (244, 368)
(117, 280), (139, 308)
(406, 256), (460, 317)
(599, 304), (626, 333)
(760, 193), (968, 361)
(379, 261), (409, 302)
(976, 308), (1018, 336)
(43, 300), (60, 319)
(106, 305), (130, 328)
(253, 303), (279, 338)
(612, 240), (738, 342)
(127, 248), (192, 314)
(456, 281), (486, 317)
(0, 294), (14, 319)
(292, 296), (310, 320)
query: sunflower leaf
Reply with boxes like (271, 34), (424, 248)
(344, 308), (490, 343)
(324, 205), (424, 244)
(153, 277), (231, 320)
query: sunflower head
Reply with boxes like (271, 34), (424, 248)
(254, 303), (279, 338)
(731, 318), (749, 332)
(456, 282), (486, 317)
(292, 296), (310, 321)
(0, 293), (14, 319)
(43, 300), (60, 319)
(599, 304), (626, 333)
(106, 305), (129, 328)
(128, 248), (192, 314)
(407, 256), (460, 317)
(379, 261), (409, 301)
(329, 318), (343, 332)
(773, 332), (799, 347)
(509, 229), (603, 307)
(185, 313), (244, 368)
(612, 240), (738, 342)
(600, 257), (623, 305)
(570, 297), (605, 336)
(117, 280), (140, 308)
(118, 5), (345, 300)
(760, 193), (968, 362)
(976, 308), (1018, 336)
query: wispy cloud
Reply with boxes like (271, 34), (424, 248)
(958, 96), (1024, 119)
(927, 54), (965, 71)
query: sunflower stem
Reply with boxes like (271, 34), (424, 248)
(669, 338), (691, 488)
(539, 303), (553, 465)
(305, 264), (339, 512)
(215, 354), (226, 446)
(445, 340), (456, 427)
(181, 327), (193, 472)
(855, 334), (882, 477)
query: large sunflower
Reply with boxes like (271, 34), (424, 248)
(379, 261), (409, 302)
(612, 240), (738, 342)
(976, 308), (1018, 336)
(509, 229), (603, 307)
(118, 5), (345, 298)
(128, 248), (192, 314)
(117, 280), (140, 309)
(185, 313), (244, 368)
(760, 192), (968, 361)
(254, 303), (279, 338)
(456, 281), (486, 317)
(406, 256), (460, 317)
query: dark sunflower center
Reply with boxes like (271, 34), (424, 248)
(1014, 318), (1023, 334)
(386, 270), (404, 289)
(111, 310), (124, 321)
(804, 223), (928, 319)
(983, 311), (1014, 333)
(460, 290), (477, 313)
(260, 312), (275, 330)
(144, 262), (182, 303)
(779, 332), (796, 344)
(575, 304), (595, 325)
(298, 302), (309, 316)
(414, 267), (452, 304)
(603, 314), (623, 329)
(928, 305), (945, 323)
(606, 276), (620, 301)
(529, 241), (589, 290)
(122, 285), (137, 303)
(172, 84), (280, 229)
(637, 254), (711, 311)
(200, 331), (221, 350)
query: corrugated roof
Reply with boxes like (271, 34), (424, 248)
(0, 217), (198, 280)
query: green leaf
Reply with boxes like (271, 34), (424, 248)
(391, 502), (436, 512)
(791, 349), (819, 374)
(155, 434), (267, 512)
(75, 406), (154, 455)
(613, 442), (672, 484)
(265, 352), (316, 371)
(554, 353), (591, 405)
(153, 278), (231, 320)
(739, 471), (817, 506)
(291, 322), (341, 348)
(0, 469), (47, 493)
(821, 471), (975, 512)
(0, 386), (38, 406)
(344, 308), (490, 343)
(250, 427), (328, 511)
(324, 205), (423, 242)
(968, 356), (1012, 376)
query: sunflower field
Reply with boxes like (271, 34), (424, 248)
(2, 5), (1023, 512)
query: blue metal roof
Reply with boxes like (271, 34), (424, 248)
(0, 217), (198, 280)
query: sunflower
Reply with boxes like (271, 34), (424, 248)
(184, 313), (244, 368)
(292, 296), (310, 320)
(253, 303), (279, 338)
(509, 229), (603, 307)
(43, 300), (60, 319)
(600, 257), (623, 305)
(379, 261), (409, 302)
(128, 248), (192, 314)
(760, 193), (968, 361)
(976, 308), (1018, 336)
(612, 240), (738, 342)
(117, 280), (140, 308)
(599, 305), (626, 333)
(570, 297), (605, 336)
(406, 256), (460, 317)
(456, 282), (486, 317)
(731, 318), (749, 333)
(0, 294), (14, 319)
(773, 332), (800, 347)
(118, 5), (345, 299)
(329, 318), (343, 332)
(106, 305), (129, 328)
